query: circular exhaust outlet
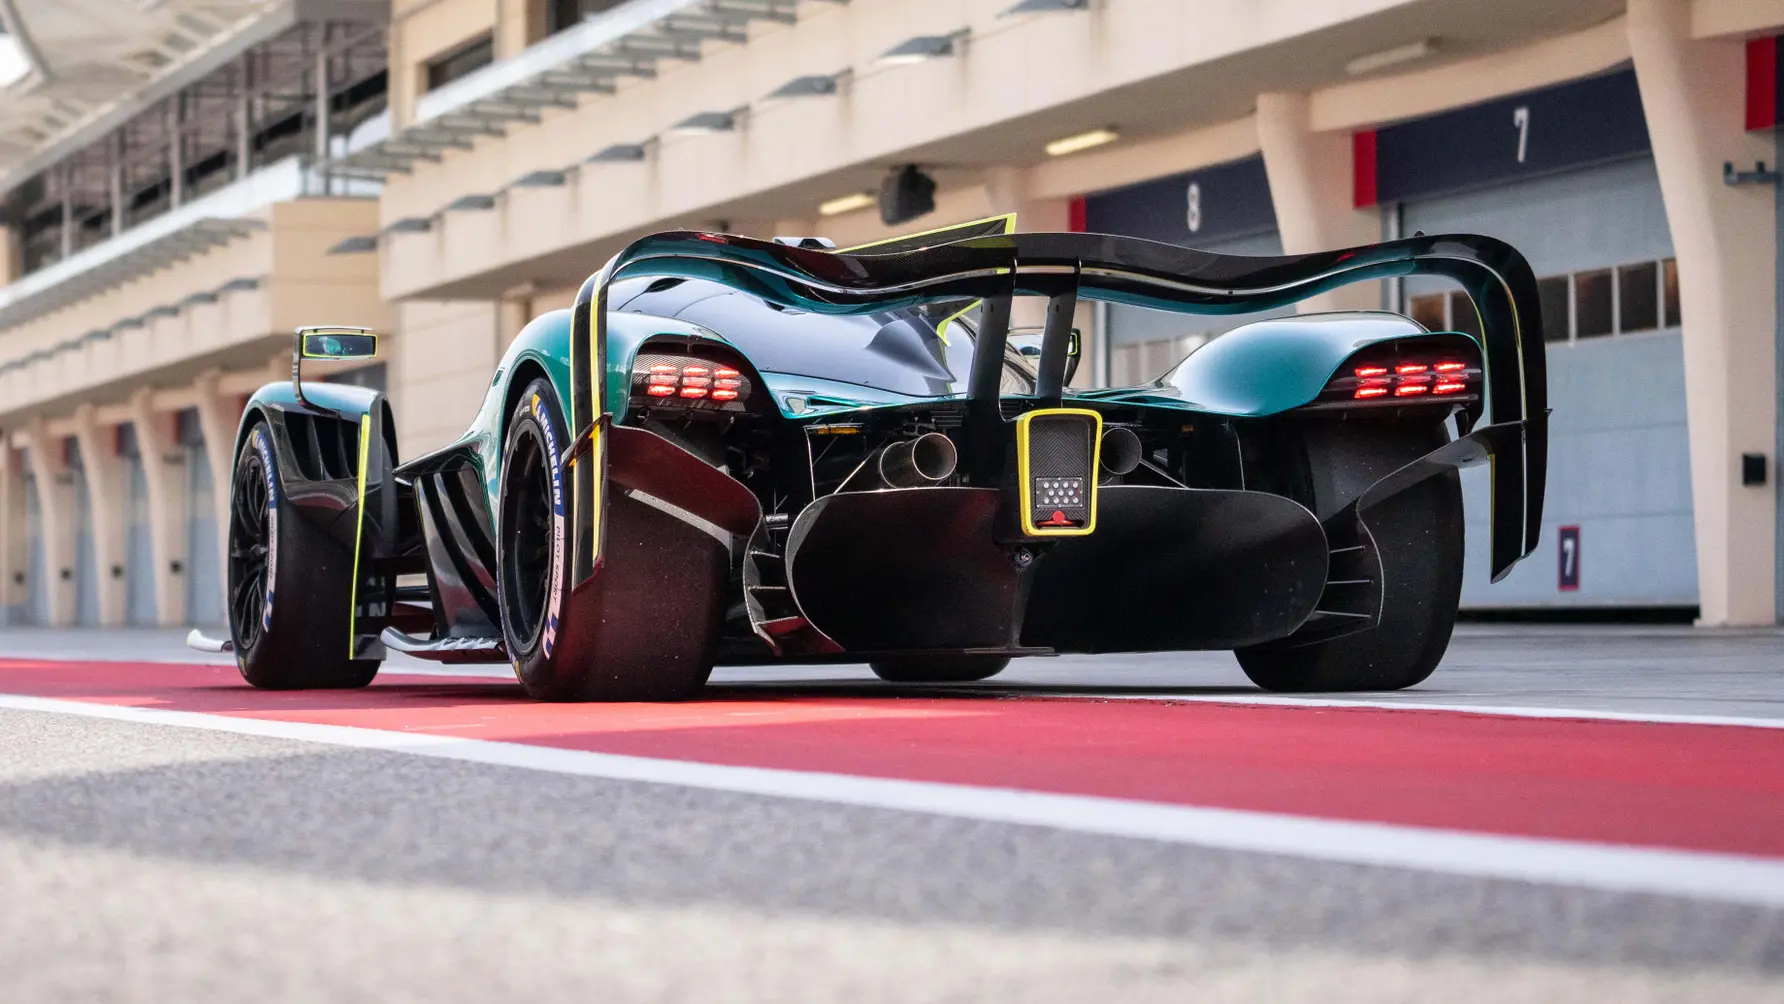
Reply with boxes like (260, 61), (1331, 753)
(879, 432), (959, 487)
(1099, 426), (1142, 477)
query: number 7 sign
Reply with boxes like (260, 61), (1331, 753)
(1557, 525), (1581, 591)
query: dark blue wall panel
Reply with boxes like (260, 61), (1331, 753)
(1083, 155), (1275, 245)
(1376, 68), (1650, 204)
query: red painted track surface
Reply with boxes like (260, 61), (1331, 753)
(6, 657), (1784, 858)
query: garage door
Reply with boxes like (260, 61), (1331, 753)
(70, 442), (98, 626)
(24, 470), (45, 625)
(1373, 69), (1692, 609)
(181, 409), (224, 627)
(121, 428), (156, 625)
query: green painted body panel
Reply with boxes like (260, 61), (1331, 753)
(239, 379), (380, 460)
(381, 303), (1463, 523)
(447, 308), (739, 518)
(1085, 312), (1478, 417)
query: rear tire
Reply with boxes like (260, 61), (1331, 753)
(497, 379), (721, 702)
(228, 422), (379, 689)
(870, 655), (1011, 683)
(1234, 421), (1463, 692)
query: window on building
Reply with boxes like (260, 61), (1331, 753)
(1537, 276), (1570, 343)
(1573, 269), (1613, 339)
(1446, 291), (1483, 340)
(548, 0), (630, 35)
(426, 34), (493, 91)
(1618, 261), (1658, 333)
(1523, 257), (1682, 345)
(1408, 293), (1446, 331)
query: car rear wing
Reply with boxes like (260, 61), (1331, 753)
(566, 227), (1547, 584)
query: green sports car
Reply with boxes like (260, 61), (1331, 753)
(194, 216), (1548, 700)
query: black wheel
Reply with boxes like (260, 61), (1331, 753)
(498, 379), (576, 699)
(870, 655), (1011, 683)
(228, 422), (379, 689)
(499, 378), (728, 701)
(1234, 420), (1463, 692)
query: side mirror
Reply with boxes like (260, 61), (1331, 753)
(301, 327), (379, 359)
(292, 325), (378, 412)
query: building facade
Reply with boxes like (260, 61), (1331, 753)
(3, 0), (1781, 626)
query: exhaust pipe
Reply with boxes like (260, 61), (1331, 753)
(878, 432), (958, 487)
(1099, 426), (1142, 478)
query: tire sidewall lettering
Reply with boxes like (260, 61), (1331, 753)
(252, 427), (278, 634)
(530, 393), (566, 660)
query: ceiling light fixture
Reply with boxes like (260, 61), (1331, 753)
(878, 32), (966, 66)
(1344, 38), (1435, 76)
(1000, 0), (1087, 15)
(1045, 127), (1119, 157)
(588, 143), (648, 162)
(667, 110), (738, 135)
(328, 235), (379, 255)
(384, 217), (434, 234)
(445, 193), (497, 212)
(511, 169), (568, 188)
(767, 72), (846, 100)
(818, 192), (876, 217)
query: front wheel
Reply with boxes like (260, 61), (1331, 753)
(870, 655), (1011, 684)
(228, 422), (379, 689)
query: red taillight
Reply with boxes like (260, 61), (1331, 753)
(1355, 386), (1390, 399)
(1395, 363), (1429, 376)
(1354, 365), (1388, 378)
(635, 356), (748, 405)
(1433, 380), (1467, 395)
(1434, 360), (1467, 373)
(1394, 383), (1430, 397)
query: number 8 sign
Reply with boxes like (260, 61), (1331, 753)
(1557, 524), (1580, 592)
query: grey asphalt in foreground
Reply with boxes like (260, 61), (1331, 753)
(1, 625), (1783, 1001)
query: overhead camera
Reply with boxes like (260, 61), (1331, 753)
(878, 165), (936, 226)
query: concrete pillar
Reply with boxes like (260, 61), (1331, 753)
(70, 404), (128, 627)
(498, 284), (536, 352)
(0, 445), (25, 624)
(0, 223), (20, 285)
(1255, 92), (1379, 313)
(128, 389), (188, 626)
(1628, 0), (1778, 626)
(21, 420), (76, 626)
(193, 369), (241, 608)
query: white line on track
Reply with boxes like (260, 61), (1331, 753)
(3, 692), (1783, 908)
(987, 691), (1784, 730)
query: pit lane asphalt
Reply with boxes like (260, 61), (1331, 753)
(2, 625), (1783, 1002)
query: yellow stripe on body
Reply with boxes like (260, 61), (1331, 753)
(348, 414), (371, 657)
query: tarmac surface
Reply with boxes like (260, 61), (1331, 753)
(1, 624), (1783, 1002)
